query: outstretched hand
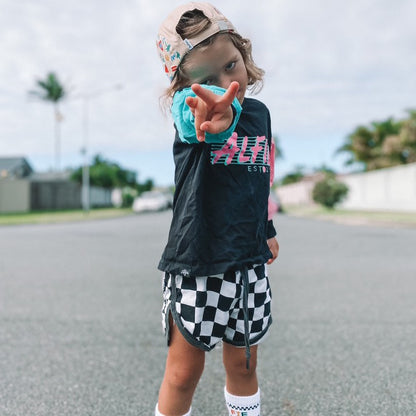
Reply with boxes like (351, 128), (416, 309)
(267, 237), (279, 265)
(185, 81), (239, 142)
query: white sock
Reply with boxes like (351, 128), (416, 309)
(155, 403), (191, 416)
(224, 387), (261, 416)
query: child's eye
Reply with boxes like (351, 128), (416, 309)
(225, 61), (236, 71)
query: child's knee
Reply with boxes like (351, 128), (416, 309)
(166, 364), (203, 392)
(223, 349), (257, 378)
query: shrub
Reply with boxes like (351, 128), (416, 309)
(121, 187), (137, 208)
(122, 193), (134, 208)
(312, 176), (349, 209)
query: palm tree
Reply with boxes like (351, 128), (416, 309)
(398, 109), (416, 164)
(336, 117), (401, 171)
(336, 125), (374, 170)
(29, 72), (67, 171)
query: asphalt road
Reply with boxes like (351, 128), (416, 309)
(0, 212), (415, 415)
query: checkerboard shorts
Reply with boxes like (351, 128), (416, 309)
(161, 264), (272, 351)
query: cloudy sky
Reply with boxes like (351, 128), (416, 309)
(1, 0), (415, 185)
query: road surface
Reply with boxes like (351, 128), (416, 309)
(1, 212), (415, 415)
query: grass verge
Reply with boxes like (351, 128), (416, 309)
(283, 205), (416, 227)
(0, 208), (133, 226)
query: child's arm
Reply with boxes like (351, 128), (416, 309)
(268, 138), (277, 220)
(267, 137), (279, 264)
(267, 237), (279, 264)
(172, 83), (242, 144)
(186, 82), (239, 142)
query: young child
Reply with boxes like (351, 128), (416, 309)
(155, 3), (279, 415)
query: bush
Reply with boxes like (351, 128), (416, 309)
(120, 187), (138, 208)
(122, 193), (134, 208)
(312, 176), (349, 209)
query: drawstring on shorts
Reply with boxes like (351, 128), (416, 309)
(241, 266), (251, 369)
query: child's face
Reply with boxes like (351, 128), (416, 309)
(182, 34), (248, 104)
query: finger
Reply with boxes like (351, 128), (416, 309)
(267, 252), (277, 264)
(200, 121), (209, 132)
(221, 81), (239, 105)
(199, 120), (221, 134)
(191, 82), (239, 109)
(185, 96), (198, 114)
(191, 83), (221, 108)
(195, 128), (205, 142)
(194, 109), (206, 142)
(186, 96), (206, 141)
(200, 115), (230, 134)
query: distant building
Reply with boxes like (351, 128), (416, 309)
(0, 156), (112, 213)
(0, 157), (34, 179)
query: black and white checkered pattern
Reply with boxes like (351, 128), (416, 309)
(162, 264), (272, 350)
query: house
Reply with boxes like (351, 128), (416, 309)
(0, 157), (112, 213)
(0, 157), (34, 179)
(0, 157), (33, 213)
(275, 172), (326, 206)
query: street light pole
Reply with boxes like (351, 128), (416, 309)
(81, 96), (90, 212)
(76, 83), (123, 212)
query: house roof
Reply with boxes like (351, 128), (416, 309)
(0, 157), (34, 178)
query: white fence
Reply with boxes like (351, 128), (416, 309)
(338, 163), (416, 212)
(0, 180), (30, 213)
(276, 162), (416, 213)
(0, 179), (114, 213)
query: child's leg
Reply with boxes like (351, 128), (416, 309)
(223, 343), (261, 416)
(157, 320), (205, 415)
(223, 343), (258, 395)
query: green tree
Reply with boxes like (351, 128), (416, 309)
(29, 72), (67, 171)
(337, 116), (402, 171)
(137, 178), (154, 194)
(280, 165), (305, 185)
(397, 109), (416, 164)
(312, 174), (349, 209)
(313, 164), (336, 176)
(71, 154), (138, 189)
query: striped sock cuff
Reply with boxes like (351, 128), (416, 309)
(224, 387), (261, 416)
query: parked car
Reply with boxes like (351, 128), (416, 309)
(132, 191), (173, 213)
(268, 191), (282, 216)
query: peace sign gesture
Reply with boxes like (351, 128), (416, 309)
(185, 81), (240, 142)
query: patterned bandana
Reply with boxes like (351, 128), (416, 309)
(156, 2), (237, 82)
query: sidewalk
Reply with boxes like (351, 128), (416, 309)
(283, 204), (416, 228)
